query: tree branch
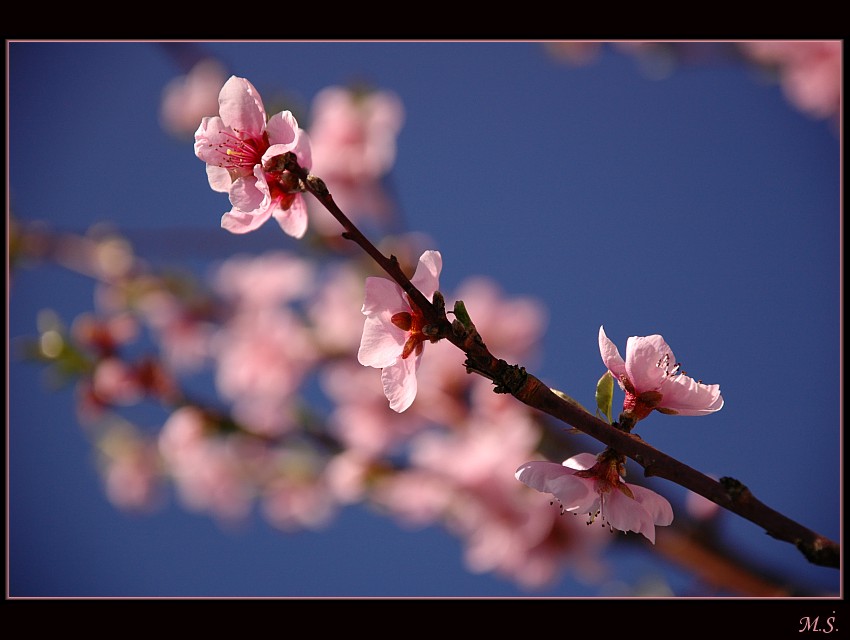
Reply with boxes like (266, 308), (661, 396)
(290, 156), (840, 570)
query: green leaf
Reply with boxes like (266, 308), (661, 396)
(595, 371), (615, 424)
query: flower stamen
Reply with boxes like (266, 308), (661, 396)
(212, 130), (268, 169)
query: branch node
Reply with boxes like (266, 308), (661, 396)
(493, 362), (527, 395)
(797, 537), (841, 568)
(306, 174), (329, 196)
(720, 476), (752, 503)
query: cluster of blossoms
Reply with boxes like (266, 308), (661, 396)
(513, 327), (722, 543)
(19, 71), (730, 591)
(188, 76), (725, 552)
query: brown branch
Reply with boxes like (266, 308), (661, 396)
(287, 156), (840, 570)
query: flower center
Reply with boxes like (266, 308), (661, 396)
(391, 306), (427, 359)
(657, 352), (683, 378)
(213, 129), (269, 170)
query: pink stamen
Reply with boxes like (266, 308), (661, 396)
(213, 130), (268, 169)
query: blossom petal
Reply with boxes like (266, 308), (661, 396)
(411, 250), (442, 301)
(229, 167), (270, 213)
(358, 315), (406, 368)
(381, 355), (420, 412)
(624, 334), (672, 392)
(515, 460), (567, 490)
(218, 76), (266, 135)
(193, 116), (228, 163)
(629, 484), (674, 527)
(361, 276), (405, 316)
(265, 110), (299, 146)
(263, 118), (312, 170)
(291, 128), (312, 170)
(206, 165), (232, 193)
(515, 461), (597, 511)
(605, 490), (658, 543)
(562, 452), (598, 471)
(660, 375), (724, 415)
(272, 194), (309, 239)
(221, 207), (271, 234)
(598, 326), (627, 382)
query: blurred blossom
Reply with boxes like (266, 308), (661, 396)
(98, 426), (163, 512)
(160, 58), (228, 138)
(91, 357), (145, 406)
(212, 251), (315, 312)
(159, 407), (255, 523)
(260, 450), (338, 532)
(323, 450), (374, 504)
(307, 262), (368, 355)
(451, 277), (548, 365)
(544, 41), (603, 65)
(686, 485), (722, 522)
(599, 325), (723, 425)
(371, 468), (455, 528)
(411, 402), (541, 490)
(158, 406), (208, 466)
(134, 288), (215, 372)
(307, 85), (404, 234)
(71, 312), (139, 357)
(194, 76), (313, 238)
(357, 250), (442, 413)
(321, 361), (428, 457)
(407, 405), (606, 588)
(211, 308), (317, 419)
(229, 396), (300, 439)
(739, 40), (841, 121)
(414, 277), (547, 426)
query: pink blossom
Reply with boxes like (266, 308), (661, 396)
(357, 250), (442, 412)
(194, 76), (312, 238)
(516, 452), (674, 544)
(598, 325), (723, 424)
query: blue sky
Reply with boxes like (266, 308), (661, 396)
(7, 41), (841, 603)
